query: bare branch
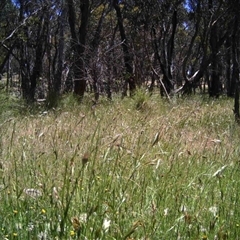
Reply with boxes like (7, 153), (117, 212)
(151, 66), (171, 101)
(1, 8), (42, 44)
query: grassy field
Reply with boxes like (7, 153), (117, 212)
(0, 90), (239, 239)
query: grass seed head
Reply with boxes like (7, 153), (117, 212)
(71, 217), (81, 231)
(82, 152), (90, 165)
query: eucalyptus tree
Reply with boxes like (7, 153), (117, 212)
(207, 0), (230, 97)
(111, 0), (136, 96)
(151, 1), (184, 95)
(85, 2), (113, 100)
(66, 0), (90, 99)
(15, 0), (48, 101)
(117, 0), (156, 90)
(102, 0), (185, 96)
(0, 0), (18, 77)
(46, 1), (68, 107)
(178, 0), (234, 97)
(0, 0), (63, 102)
(230, 0), (240, 122)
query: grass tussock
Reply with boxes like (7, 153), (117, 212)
(0, 93), (239, 239)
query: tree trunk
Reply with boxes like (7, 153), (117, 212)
(113, 0), (136, 97)
(225, 37), (232, 97)
(88, 6), (107, 101)
(151, 10), (178, 96)
(67, 0), (89, 100)
(209, 22), (220, 98)
(53, 6), (66, 95)
(232, 13), (240, 122)
(29, 31), (46, 101)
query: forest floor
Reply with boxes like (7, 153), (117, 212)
(0, 90), (239, 239)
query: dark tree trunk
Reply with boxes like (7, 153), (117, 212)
(229, 0), (240, 122)
(231, 32), (239, 105)
(29, 27), (46, 101)
(234, 83), (240, 123)
(113, 0), (136, 97)
(152, 28), (173, 96)
(105, 80), (112, 100)
(46, 7), (66, 108)
(0, 43), (16, 75)
(74, 0), (89, 98)
(225, 37), (232, 97)
(88, 6), (107, 101)
(151, 10), (178, 96)
(67, 0), (89, 100)
(233, 20), (240, 122)
(17, 2), (47, 102)
(53, 6), (66, 95)
(209, 22), (220, 98)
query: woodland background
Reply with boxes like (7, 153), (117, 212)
(0, 0), (240, 115)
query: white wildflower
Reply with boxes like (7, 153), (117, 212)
(209, 206), (218, 216)
(164, 208), (169, 216)
(79, 213), (87, 223)
(103, 218), (111, 232)
(24, 188), (42, 198)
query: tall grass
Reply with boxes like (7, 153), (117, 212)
(0, 89), (25, 121)
(0, 92), (239, 239)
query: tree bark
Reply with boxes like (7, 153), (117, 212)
(113, 0), (136, 97)
(225, 37), (232, 97)
(151, 10), (178, 96)
(208, 4), (220, 98)
(18, 2), (47, 102)
(67, 0), (90, 99)
(53, 6), (66, 95)
(232, 15), (240, 122)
